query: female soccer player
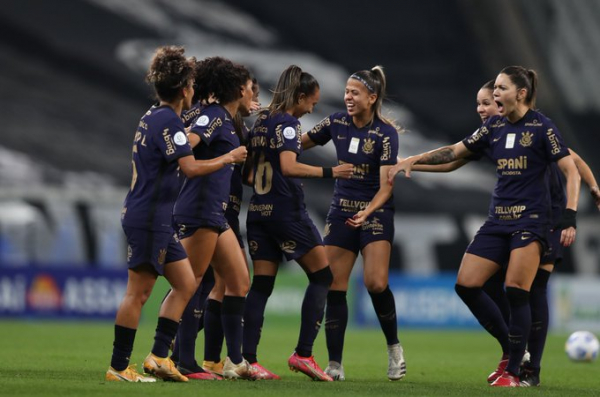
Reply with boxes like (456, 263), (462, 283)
(242, 65), (353, 381)
(389, 66), (581, 387)
(409, 79), (599, 387)
(172, 56), (255, 380)
(302, 66), (404, 381)
(106, 46), (246, 383)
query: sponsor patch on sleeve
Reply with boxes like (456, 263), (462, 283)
(173, 131), (187, 146)
(283, 126), (296, 140)
(195, 115), (210, 127)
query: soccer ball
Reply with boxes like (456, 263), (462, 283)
(565, 331), (599, 362)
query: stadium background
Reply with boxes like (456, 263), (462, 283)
(0, 0), (599, 331)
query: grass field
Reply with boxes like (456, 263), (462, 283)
(1, 318), (599, 397)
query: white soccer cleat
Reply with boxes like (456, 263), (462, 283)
(325, 361), (345, 381)
(222, 357), (257, 380)
(387, 343), (406, 381)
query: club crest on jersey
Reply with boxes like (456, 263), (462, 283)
(519, 132), (533, 147)
(196, 115), (210, 126)
(362, 138), (375, 155)
(280, 240), (297, 254)
(158, 249), (167, 266)
(248, 240), (258, 254)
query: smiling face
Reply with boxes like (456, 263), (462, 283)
(344, 78), (376, 120)
(292, 88), (320, 119)
(476, 87), (499, 122)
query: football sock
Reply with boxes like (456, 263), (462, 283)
(295, 266), (332, 358)
(482, 271), (510, 325)
(455, 284), (509, 354)
(204, 299), (224, 363)
(505, 286), (531, 375)
(528, 269), (551, 369)
(222, 295), (245, 364)
(325, 290), (348, 363)
(242, 275), (275, 363)
(196, 268), (215, 334)
(369, 286), (400, 346)
(174, 285), (202, 368)
(151, 317), (179, 358)
(111, 324), (136, 371)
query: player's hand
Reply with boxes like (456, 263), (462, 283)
(249, 101), (262, 114)
(387, 155), (419, 184)
(591, 186), (600, 211)
(333, 163), (354, 179)
(560, 226), (576, 247)
(229, 146), (248, 164)
(345, 211), (367, 229)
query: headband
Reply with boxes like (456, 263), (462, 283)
(350, 74), (375, 93)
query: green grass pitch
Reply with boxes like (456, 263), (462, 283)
(1, 317), (598, 397)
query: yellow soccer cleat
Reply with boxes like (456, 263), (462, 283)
(143, 353), (189, 382)
(202, 359), (225, 377)
(105, 364), (157, 382)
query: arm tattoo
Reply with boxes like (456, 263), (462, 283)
(416, 147), (456, 165)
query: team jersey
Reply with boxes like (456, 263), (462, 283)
(181, 101), (204, 128)
(462, 109), (570, 226)
(548, 162), (566, 226)
(307, 112), (399, 217)
(174, 103), (239, 220)
(246, 110), (308, 222)
(121, 105), (193, 231)
(225, 122), (249, 222)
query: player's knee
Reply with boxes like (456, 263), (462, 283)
(454, 284), (482, 305)
(364, 279), (387, 294)
(505, 286), (529, 307)
(308, 265), (333, 287)
(250, 275), (276, 296)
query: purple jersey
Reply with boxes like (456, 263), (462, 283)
(174, 103), (239, 221)
(463, 109), (569, 226)
(121, 105), (193, 231)
(307, 112), (399, 217)
(246, 110), (308, 222)
(548, 162), (566, 225)
(225, 122), (249, 224)
(181, 102), (204, 128)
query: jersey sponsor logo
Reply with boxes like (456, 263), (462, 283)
(368, 127), (384, 137)
(519, 132), (533, 147)
(203, 117), (223, 139)
(283, 126), (296, 140)
(173, 131), (187, 146)
(162, 128), (176, 155)
(466, 126), (489, 144)
(333, 117), (350, 126)
(381, 136), (391, 161)
(524, 119), (542, 127)
(546, 128), (562, 155)
(362, 217), (384, 235)
(497, 156), (528, 175)
(362, 138), (375, 155)
(337, 135), (347, 140)
(196, 115), (210, 127)
(495, 205), (526, 220)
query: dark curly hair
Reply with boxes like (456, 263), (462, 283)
(145, 46), (195, 102)
(194, 56), (251, 105)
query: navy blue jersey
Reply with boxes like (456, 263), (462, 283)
(307, 112), (399, 217)
(225, 122), (249, 223)
(548, 162), (566, 225)
(121, 105), (193, 231)
(181, 102), (204, 128)
(174, 103), (239, 221)
(247, 110), (307, 222)
(463, 109), (569, 226)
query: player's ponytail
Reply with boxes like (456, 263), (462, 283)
(500, 66), (538, 109)
(269, 65), (319, 114)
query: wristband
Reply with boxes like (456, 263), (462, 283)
(322, 167), (333, 178)
(556, 208), (577, 230)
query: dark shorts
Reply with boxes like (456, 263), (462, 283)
(174, 215), (230, 240)
(323, 210), (394, 254)
(123, 226), (188, 275)
(465, 221), (548, 266)
(226, 215), (244, 249)
(540, 228), (563, 265)
(246, 217), (323, 262)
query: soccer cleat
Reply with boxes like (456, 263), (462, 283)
(521, 350), (531, 365)
(250, 362), (281, 380)
(143, 353), (189, 382)
(519, 365), (540, 387)
(287, 352), (333, 381)
(105, 365), (157, 382)
(202, 359), (225, 377)
(177, 363), (221, 380)
(222, 357), (258, 380)
(387, 343), (406, 381)
(490, 371), (520, 387)
(325, 361), (345, 381)
(487, 356), (508, 383)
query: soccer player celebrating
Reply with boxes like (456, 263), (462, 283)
(172, 56), (254, 380)
(302, 66), (404, 381)
(242, 65), (353, 381)
(106, 46), (246, 383)
(389, 66), (581, 387)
